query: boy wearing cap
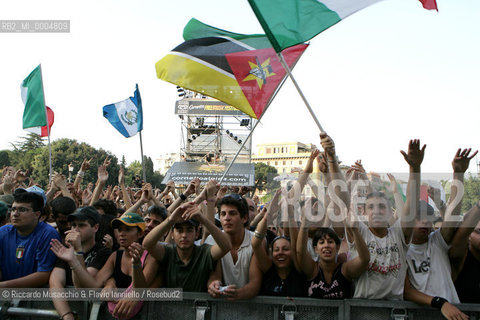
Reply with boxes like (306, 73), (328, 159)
(52, 213), (158, 319)
(49, 206), (111, 320)
(143, 202), (231, 292)
(0, 190), (60, 288)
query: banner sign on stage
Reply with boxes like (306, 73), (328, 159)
(162, 162), (254, 186)
(175, 99), (247, 116)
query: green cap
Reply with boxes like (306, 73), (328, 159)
(111, 213), (145, 231)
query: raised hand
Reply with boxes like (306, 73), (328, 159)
(205, 180), (220, 202)
(170, 201), (196, 223)
(65, 230), (82, 252)
(52, 172), (68, 190)
(80, 158), (93, 171)
(184, 179), (197, 196)
(128, 242), (144, 265)
(216, 185), (228, 202)
(386, 173), (399, 194)
(192, 178), (201, 195)
(118, 166), (125, 185)
(400, 139), (426, 169)
(317, 152), (329, 174)
(98, 165), (109, 183)
(304, 149), (321, 174)
(452, 148), (478, 173)
(50, 239), (75, 263)
(103, 156), (111, 168)
(267, 189), (282, 217)
(320, 132), (336, 158)
(102, 234), (113, 249)
(2, 172), (15, 194)
(82, 188), (93, 206)
(182, 203), (203, 223)
(14, 169), (29, 183)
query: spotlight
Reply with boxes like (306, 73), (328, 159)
(234, 136), (238, 141)
(226, 130), (230, 134)
(188, 139), (192, 143)
(238, 140), (242, 144)
(229, 133), (233, 137)
(240, 119), (250, 126)
(192, 135), (196, 140)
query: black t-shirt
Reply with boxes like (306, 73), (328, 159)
(307, 263), (353, 299)
(55, 243), (111, 286)
(455, 249), (480, 303)
(261, 266), (307, 297)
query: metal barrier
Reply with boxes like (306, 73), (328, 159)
(2, 293), (480, 320)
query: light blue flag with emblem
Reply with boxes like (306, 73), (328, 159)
(103, 84), (143, 138)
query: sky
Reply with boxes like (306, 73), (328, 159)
(1, 0), (479, 176)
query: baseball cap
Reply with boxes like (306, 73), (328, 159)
(68, 206), (100, 224)
(173, 219), (199, 229)
(112, 213), (146, 231)
(15, 186), (47, 205)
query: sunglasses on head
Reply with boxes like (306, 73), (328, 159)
(225, 194), (243, 201)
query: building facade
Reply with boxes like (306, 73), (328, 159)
(252, 142), (316, 174)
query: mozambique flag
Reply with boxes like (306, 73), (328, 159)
(155, 19), (308, 119)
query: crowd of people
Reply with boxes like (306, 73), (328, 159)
(0, 133), (479, 320)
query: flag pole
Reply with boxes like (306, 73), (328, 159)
(277, 52), (325, 133)
(219, 116), (261, 185)
(218, 57), (295, 185)
(139, 131), (146, 182)
(39, 64), (53, 183)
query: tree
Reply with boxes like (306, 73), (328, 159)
(11, 133), (46, 152)
(254, 162), (279, 194)
(0, 151), (11, 168)
(30, 138), (119, 186)
(462, 175), (480, 212)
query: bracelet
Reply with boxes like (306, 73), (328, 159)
(327, 159), (336, 163)
(179, 193), (187, 201)
(60, 311), (74, 320)
(431, 296), (448, 309)
(77, 171), (85, 178)
(254, 231), (265, 239)
(74, 251), (85, 256)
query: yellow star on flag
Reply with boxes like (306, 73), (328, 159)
(242, 57), (276, 89)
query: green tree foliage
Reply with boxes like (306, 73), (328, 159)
(462, 175), (480, 212)
(0, 150), (11, 168)
(30, 138), (119, 187)
(254, 162), (279, 193)
(11, 133), (46, 152)
(124, 157), (164, 188)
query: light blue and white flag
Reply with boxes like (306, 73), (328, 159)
(103, 84), (143, 138)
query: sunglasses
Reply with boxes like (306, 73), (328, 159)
(225, 194), (243, 201)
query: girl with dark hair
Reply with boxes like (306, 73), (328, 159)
(297, 219), (369, 299)
(251, 190), (307, 297)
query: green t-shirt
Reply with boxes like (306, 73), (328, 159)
(163, 243), (215, 292)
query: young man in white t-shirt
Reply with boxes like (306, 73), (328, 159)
(404, 148), (477, 320)
(348, 139), (425, 300)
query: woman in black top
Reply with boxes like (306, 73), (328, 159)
(252, 191), (307, 297)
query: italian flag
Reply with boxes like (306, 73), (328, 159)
(249, 0), (437, 52)
(20, 65), (54, 137)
